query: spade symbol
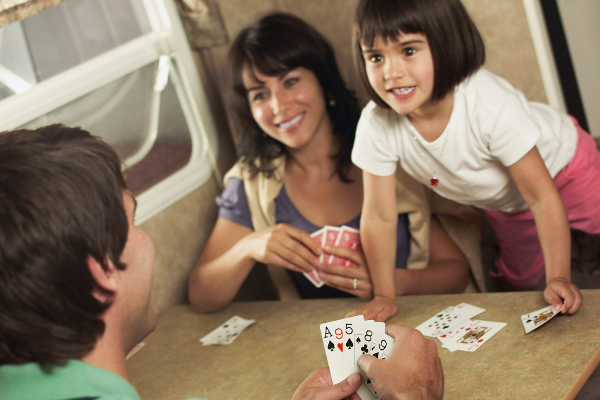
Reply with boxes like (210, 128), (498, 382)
(356, 337), (361, 344)
(373, 352), (379, 358)
(367, 379), (371, 384)
(526, 319), (532, 323)
(346, 338), (353, 350)
(327, 340), (335, 352)
(361, 344), (368, 353)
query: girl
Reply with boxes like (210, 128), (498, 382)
(349, 0), (591, 321)
(188, 12), (471, 313)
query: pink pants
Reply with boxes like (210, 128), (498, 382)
(485, 120), (600, 289)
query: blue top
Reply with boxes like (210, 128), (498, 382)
(217, 177), (410, 298)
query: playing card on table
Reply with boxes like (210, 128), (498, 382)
(415, 303), (485, 337)
(439, 319), (506, 352)
(329, 226), (361, 267)
(521, 305), (561, 334)
(304, 228), (326, 288)
(200, 315), (255, 345)
(126, 342), (145, 360)
(320, 315), (364, 384)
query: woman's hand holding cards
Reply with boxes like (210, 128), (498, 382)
(544, 278), (583, 315)
(317, 245), (373, 299)
(246, 223), (322, 274)
(346, 296), (398, 322)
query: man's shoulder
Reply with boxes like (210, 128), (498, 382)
(0, 361), (141, 400)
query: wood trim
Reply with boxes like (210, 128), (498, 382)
(0, 0), (67, 28)
(564, 346), (600, 400)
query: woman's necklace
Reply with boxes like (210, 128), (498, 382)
(409, 130), (448, 186)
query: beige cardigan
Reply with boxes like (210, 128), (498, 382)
(224, 157), (485, 299)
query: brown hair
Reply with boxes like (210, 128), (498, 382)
(229, 12), (360, 181)
(354, 0), (485, 108)
(0, 124), (128, 367)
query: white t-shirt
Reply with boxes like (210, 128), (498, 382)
(352, 68), (577, 213)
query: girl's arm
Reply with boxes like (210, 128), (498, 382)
(395, 218), (469, 295)
(188, 218), (321, 314)
(346, 171), (398, 322)
(508, 146), (583, 314)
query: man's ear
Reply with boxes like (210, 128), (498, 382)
(87, 256), (119, 302)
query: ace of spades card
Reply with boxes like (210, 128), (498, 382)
(320, 315), (364, 384)
(521, 305), (562, 334)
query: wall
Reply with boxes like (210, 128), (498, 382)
(557, 0), (600, 137)
(205, 0), (546, 118)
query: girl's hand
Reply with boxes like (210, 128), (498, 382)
(544, 278), (583, 314)
(345, 296), (398, 322)
(245, 223), (322, 273)
(317, 245), (373, 299)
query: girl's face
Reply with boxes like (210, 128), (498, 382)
(361, 32), (435, 118)
(242, 66), (330, 150)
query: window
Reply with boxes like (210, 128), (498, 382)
(0, 0), (218, 224)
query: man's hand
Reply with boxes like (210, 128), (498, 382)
(292, 368), (361, 400)
(358, 325), (444, 400)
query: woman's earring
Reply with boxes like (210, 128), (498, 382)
(329, 98), (336, 107)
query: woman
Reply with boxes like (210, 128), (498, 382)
(188, 12), (470, 314)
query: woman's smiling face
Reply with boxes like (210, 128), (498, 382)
(243, 66), (330, 150)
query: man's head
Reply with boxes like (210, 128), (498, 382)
(0, 124), (156, 367)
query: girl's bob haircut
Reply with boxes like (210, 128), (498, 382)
(354, 0), (485, 108)
(229, 12), (359, 180)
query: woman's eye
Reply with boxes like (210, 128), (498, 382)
(252, 92), (267, 101)
(284, 77), (299, 87)
(368, 54), (383, 63)
(403, 47), (417, 56)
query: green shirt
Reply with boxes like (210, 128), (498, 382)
(0, 360), (204, 400)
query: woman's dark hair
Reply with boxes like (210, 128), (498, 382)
(0, 124), (128, 367)
(354, 0), (485, 108)
(229, 12), (360, 181)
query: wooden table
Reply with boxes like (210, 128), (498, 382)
(128, 290), (600, 399)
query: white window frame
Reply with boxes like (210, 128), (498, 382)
(0, 0), (219, 224)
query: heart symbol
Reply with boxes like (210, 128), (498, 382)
(478, 339), (483, 343)
(337, 343), (343, 352)
(440, 334), (447, 338)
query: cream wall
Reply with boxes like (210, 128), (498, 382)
(557, 0), (600, 137)
(206, 0), (546, 116)
(145, 0), (549, 313)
